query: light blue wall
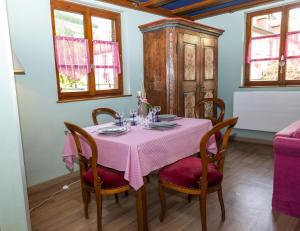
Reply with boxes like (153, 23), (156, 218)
(6, 0), (162, 186)
(199, 0), (300, 141)
(0, 0), (30, 229)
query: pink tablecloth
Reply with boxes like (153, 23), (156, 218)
(63, 118), (216, 190)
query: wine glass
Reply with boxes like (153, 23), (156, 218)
(115, 112), (124, 126)
(130, 108), (138, 126)
(154, 106), (161, 114)
(154, 106), (161, 122)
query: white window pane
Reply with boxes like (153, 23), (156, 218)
(252, 12), (282, 37)
(54, 10), (84, 38)
(59, 73), (88, 92)
(95, 68), (118, 90)
(286, 58), (300, 80)
(288, 8), (300, 32)
(286, 8), (300, 81)
(92, 16), (113, 41)
(250, 60), (279, 81)
(54, 10), (88, 92)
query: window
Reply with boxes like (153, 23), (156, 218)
(51, 0), (123, 101)
(245, 3), (300, 86)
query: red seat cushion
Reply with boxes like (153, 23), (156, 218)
(83, 166), (128, 189)
(159, 156), (223, 189)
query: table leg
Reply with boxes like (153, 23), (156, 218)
(136, 182), (148, 231)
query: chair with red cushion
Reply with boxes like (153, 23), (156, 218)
(92, 107), (117, 125)
(195, 98), (226, 144)
(64, 122), (130, 231)
(158, 117), (238, 231)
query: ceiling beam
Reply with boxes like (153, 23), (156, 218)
(142, 0), (177, 8)
(192, 0), (281, 20)
(172, 0), (232, 15)
(99, 0), (190, 19)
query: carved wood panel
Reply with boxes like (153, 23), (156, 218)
(204, 47), (214, 80)
(202, 37), (218, 101)
(184, 92), (196, 118)
(184, 44), (196, 81)
(204, 90), (214, 117)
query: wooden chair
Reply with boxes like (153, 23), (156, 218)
(92, 108), (117, 125)
(64, 122), (130, 231)
(195, 98), (225, 143)
(195, 98), (225, 125)
(158, 117), (238, 231)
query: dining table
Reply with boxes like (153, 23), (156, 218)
(62, 117), (217, 231)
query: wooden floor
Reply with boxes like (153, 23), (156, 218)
(29, 141), (300, 231)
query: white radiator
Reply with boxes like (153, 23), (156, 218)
(233, 91), (300, 132)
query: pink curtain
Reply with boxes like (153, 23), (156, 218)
(93, 40), (121, 82)
(247, 34), (280, 64)
(286, 31), (300, 58)
(54, 36), (91, 80)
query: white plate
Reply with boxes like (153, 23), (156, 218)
(158, 114), (177, 121)
(97, 126), (127, 134)
(149, 122), (177, 128)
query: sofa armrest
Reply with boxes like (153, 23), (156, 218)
(274, 136), (300, 157)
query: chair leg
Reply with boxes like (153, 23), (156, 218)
(114, 194), (119, 204)
(81, 187), (86, 204)
(95, 193), (103, 231)
(158, 182), (166, 222)
(124, 191), (129, 197)
(187, 194), (192, 203)
(218, 188), (226, 221)
(82, 189), (89, 219)
(87, 191), (91, 204)
(199, 194), (207, 231)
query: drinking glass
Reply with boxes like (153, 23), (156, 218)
(130, 108), (138, 126)
(153, 106), (161, 122)
(123, 120), (131, 131)
(155, 106), (161, 114)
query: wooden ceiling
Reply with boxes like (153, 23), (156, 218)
(99, 0), (281, 20)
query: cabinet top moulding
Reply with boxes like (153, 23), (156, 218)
(139, 18), (224, 37)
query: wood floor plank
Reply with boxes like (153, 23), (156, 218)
(28, 141), (300, 231)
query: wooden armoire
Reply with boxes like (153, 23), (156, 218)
(139, 18), (224, 117)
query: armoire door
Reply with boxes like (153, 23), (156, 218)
(198, 37), (219, 118)
(177, 33), (202, 118)
(143, 30), (167, 113)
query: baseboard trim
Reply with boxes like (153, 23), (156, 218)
(27, 171), (80, 196)
(231, 135), (273, 146)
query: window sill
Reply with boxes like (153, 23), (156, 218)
(57, 94), (133, 103)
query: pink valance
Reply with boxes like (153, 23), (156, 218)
(247, 31), (300, 64)
(54, 36), (91, 80)
(93, 40), (121, 78)
(286, 31), (300, 59)
(247, 34), (280, 64)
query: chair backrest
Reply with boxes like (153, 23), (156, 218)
(199, 117), (238, 188)
(195, 98), (225, 125)
(64, 122), (101, 188)
(92, 108), (117, 125)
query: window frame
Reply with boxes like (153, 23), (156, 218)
(244, 2), (300, 87)
(50, 0), (123, 102)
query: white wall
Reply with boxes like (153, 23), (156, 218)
(6, 0), (162, 186)
(0, 0), (31, 230)
(199, 0), (300, 141)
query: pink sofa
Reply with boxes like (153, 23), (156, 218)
(272, 119), (300, 217)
